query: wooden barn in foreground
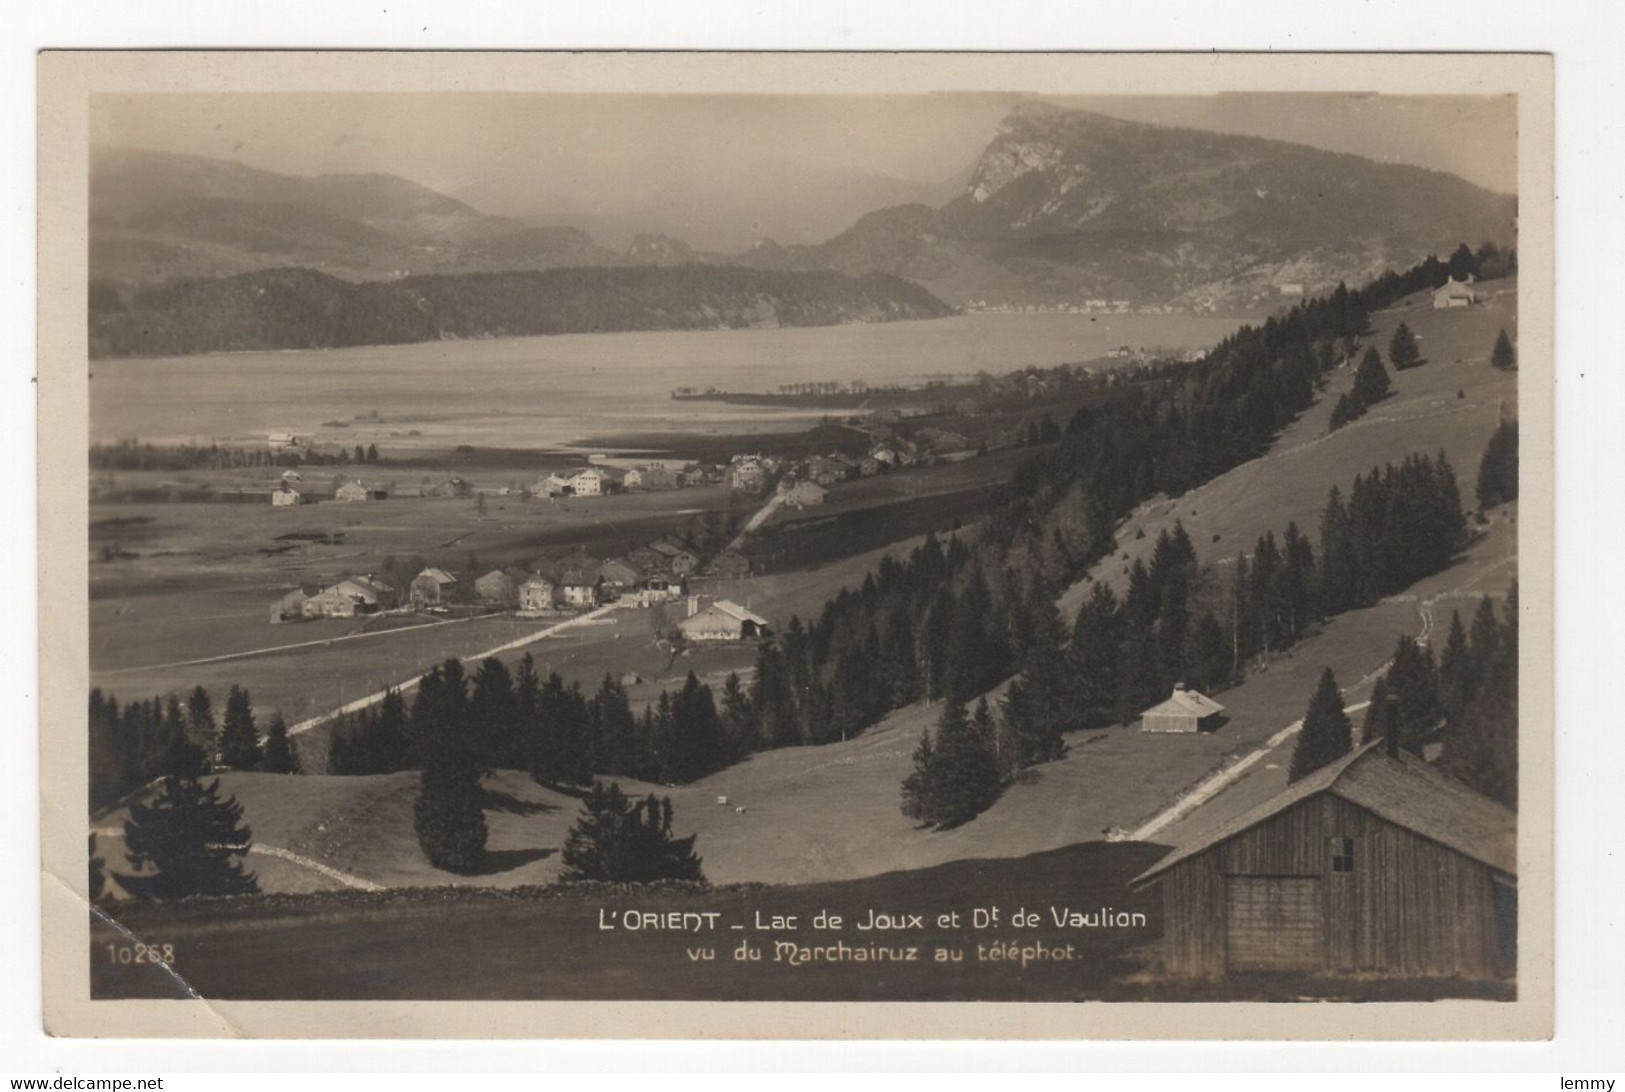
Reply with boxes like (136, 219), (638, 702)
(1130, 738), (1516, 980)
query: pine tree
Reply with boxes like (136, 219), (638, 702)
(900, 728), (936, 824)
(413, 675), (487, 870)
(899, 695), (1003, 829)
(1070, 581), (1122, 727)
(1383, 635), (1443, 752)
(1352, 346), (1392, 406)
(1389, 322), (1422, 369)
(1001, 598), (1072, 766)
(185, 685), (217, 760)
(1289, 669), (1353, 782)
(669, 671), (723, 782)
(218, 685), (261, 770)
(1476, 419), (1519, 510)
(1490, 328), (1516, 371)
(117, 770), (258, 899)
(366, 443), (380, 463)
(1115, 613), (1165, 727)
(1181, 612), (1231, 694)
(1361, 675), (1391, 745)
(1436, 610), (1473, 726)
(560, 782), (705, 883)
(261, 714), (299, 774)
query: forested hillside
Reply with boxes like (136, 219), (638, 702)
(87, 264), (955, 359)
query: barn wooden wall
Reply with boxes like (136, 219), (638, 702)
(1157, 794), (1511, 979)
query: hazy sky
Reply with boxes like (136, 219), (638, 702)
(91, 91), (1517, 239)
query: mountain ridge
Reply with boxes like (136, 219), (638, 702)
(90, 103), (1517, 311)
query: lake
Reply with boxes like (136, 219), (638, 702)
(89, 312), (1248, 451)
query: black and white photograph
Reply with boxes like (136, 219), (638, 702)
(35, 50), (1555, 1040)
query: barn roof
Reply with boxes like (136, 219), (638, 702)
(711, 599), (769, 626)
(1129, 742), (1516, 888)
(1142, 686), (1225, 719)
(415, 567), (456, 585)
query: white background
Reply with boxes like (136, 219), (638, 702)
(5, 0), (1622, 1077)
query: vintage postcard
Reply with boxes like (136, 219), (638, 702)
(38, 51), (1554, 1039)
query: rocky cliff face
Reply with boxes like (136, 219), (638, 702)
(761, 102), (1518, 308)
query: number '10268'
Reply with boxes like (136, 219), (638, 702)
(105, 942), (174, 965)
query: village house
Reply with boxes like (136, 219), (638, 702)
(567, 468), (610, 496)
(518, 577), (556, 613)
(784, 480), (828, 507)
(268, 587), (314, 624)
(409, 567), (457, 607)
(703, 549), (752, 579)
(626, 466), (680, 491)
(728, 461), (767, 492)
(534, 472), (573, 497)
(650, 540), (702, 577)
(1129, 736), (1516, 980)
(271, 482), (302, 507)
(1139, 683), (1226, 733)
(624, 545), (669, 576)
(436, 477), (474, 498)
(677, 598), (771, 642)
(1433, 274), (1483, 309)
(559, 577), (600, 610)
(307, 576), (393, 619)
(334, 480), (372, 503)
(622, 575), (682, 605)
(473, 569), (518, 607)
(599, 558), (643, 591)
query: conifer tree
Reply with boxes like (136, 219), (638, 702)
(413, 720), (488, 871)
(1490, 328), (1516, 371)
(1389, 322), (1422, 369)
(1352, 346), (1392, 406)
(117, 767), (258, 899)
(560, 782), (705, 883)
(1290, 668), (1354, 782)
(1115, 613), (1165, 726)
(1379, 635), (1443, 752)
(185, 685), (216, 760)
(1436, 610), (1473, 727)
(1181, 612), (1231, 694)
(670, 671), (723, 782)
(218, 685), (261, 770)
(899, 694), (1003, 829)
(1000, 598), (1072, 766)
(1476, 419), (1519, 509)
(720, 671), (757, 755)
(1070, 581), (1122, 727)
(900, 728), (936, 824)
(261, 714), (299, 774)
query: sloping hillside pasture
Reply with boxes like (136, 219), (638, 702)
(1059, 279), (1517, 618)
(90, 502), (1513, 900)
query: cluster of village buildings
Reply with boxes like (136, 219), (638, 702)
(268, 525), (774, 640)
(268, 424), (975, 509)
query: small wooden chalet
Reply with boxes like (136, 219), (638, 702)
(1129, 739), (1516, 980)
(677, 599), (770, 641)
(1139, 684), (1226, 733)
